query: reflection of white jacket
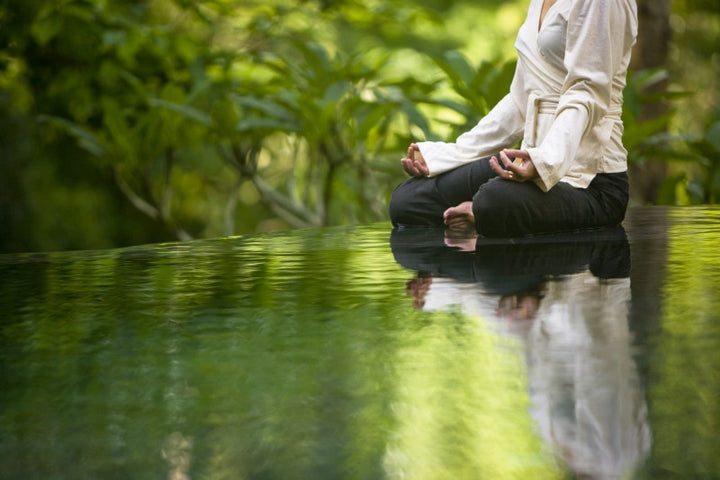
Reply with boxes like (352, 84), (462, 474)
(525, 273), (651, 478)
(421, 271), (651, 478)
(417, 0), (638, 192)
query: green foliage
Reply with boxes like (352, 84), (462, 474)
(622, 69), (678, 163)
(669, 117), (720, 205)
(670, 0), (720, 136)
(620, 67), (720, 206)
(1, 0), (521, 252)
(622, 66), (720, 205)
(428, 51), (516, 137)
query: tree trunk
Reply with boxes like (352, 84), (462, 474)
(629, 0), (672, 205)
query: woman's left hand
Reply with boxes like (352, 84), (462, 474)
(490, 149), (538, 182)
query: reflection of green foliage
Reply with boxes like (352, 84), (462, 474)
(642, 209), (720, 478)
(0, 224), (564, 478)
(383, 310), (560, 479)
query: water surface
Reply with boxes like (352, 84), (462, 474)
(1, 206), (719, 479)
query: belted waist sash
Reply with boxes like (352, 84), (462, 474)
(524, 93), (623, 148)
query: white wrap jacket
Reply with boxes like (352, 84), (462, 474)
(416, 0), (638, 192)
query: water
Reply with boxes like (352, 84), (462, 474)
(1, 206), (719, 479)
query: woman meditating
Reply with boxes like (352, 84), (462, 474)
(389, 0), (638, 238)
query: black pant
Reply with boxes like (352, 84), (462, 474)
(389, 155), (629, 237)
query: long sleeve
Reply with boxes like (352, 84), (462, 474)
(416, 92), (525, 177)
(527, 0), (637, 192)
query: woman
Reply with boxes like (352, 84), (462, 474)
(389, 0), (638, 238)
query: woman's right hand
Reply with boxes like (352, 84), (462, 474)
(401, 143), (429, 177)
(490, 149), (538, 182)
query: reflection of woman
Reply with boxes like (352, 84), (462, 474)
(390, 0), (638, 238)
(391, 228), (651, 478)
(522, 271), (651, 479)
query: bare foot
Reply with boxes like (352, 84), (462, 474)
(443, 201), (477, 233)
(444, 234), (477, 252)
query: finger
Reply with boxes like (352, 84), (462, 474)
(415, 160), (429, 176)
(410, 144), (421, 161)
(405, 158), (425, 177)
(503, 148), (529, 156)
(499, 151), (522, 179)
(489, 156), (505, 176)
(491, 154), (514, 179)
(502, 149), (528, 158)
(401, 158), (418, 176)
(503, 149), (529, 166)
(499, 150), (515, 169)
(411, 145), (422, 162)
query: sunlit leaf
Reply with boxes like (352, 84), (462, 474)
(401, 101), (432, 138)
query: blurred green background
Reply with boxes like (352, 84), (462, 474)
(2, 0), (719, 253)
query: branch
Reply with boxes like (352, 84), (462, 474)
(114, 168), (160, 220)
(224, 175), (242, 236)
(114, 166), (193, 242)
(251, 175), (321, 228)
(161, 148), (174, 221)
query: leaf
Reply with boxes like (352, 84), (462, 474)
(119, 70), (149, 99)
(102, 97), (137, 162)
(37, 115), (106, 157)
(30, 6), (64, 46)
(321, 81), (353, 118)
(687, 180), (705, 204)
(623, 112), (674, 151)
(658, 172), (687, 206)
(440, 51), (475, 87)
(704, 121), (720, 153)
(356, 103), (396, 139)
(482, 60), (516, 107)
(401, 101), (432, 138)
(642, 90), (693, 104)
(296, 41), (332, 83)
(148, 98), (213, 127)
(210, 99), (240, 136)
(633, 68), (669, 90)
(231, 94), (297, 122)
(236, 117), (299, 133)
(430, 98), (474, 117)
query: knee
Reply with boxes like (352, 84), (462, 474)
(389, 180), (421, 226)
(388, 183), (409, 225)
(472, 181), (523, 237)
(472, 191), (499, 235)
(389, 177), (445, 226)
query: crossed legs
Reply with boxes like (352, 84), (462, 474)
(389, 156), (628, 238)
